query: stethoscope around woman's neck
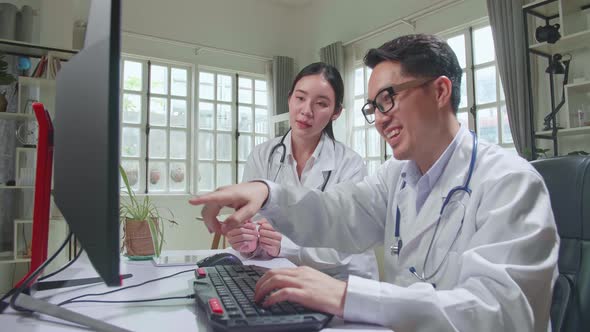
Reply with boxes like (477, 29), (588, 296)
(267, 128), (332, 192)
(391, 130), (478, 288)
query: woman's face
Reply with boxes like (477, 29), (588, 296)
(288, 74), (340, 140)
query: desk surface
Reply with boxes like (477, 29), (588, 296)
(0, 249), (389, 332)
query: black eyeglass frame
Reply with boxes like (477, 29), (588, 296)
(361, 77), (437, 124)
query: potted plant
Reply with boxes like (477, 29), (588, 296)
(0, 52), (16, 113)
(119, 166), (176, 259)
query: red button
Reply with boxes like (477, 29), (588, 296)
(197, 268), (206, 278)
(209, 298), (224, 314)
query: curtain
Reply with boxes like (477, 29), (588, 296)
(320, 41), (344, 73)
(272, 56), (294, 116)
(320, 41), (347, 142)
(486, 0), (532, 158)
(0, 4), (35, 251)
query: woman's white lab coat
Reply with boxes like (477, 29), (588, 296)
(260, 127), (559, 331)
(242, 131), (379, 281)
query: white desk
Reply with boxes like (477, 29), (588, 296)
(1, 250), (390, 332)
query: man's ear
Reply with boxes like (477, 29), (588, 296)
(433, 76), (453, 110)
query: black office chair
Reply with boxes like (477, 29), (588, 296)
(531, 156), (590, 332)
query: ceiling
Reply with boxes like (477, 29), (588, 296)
(263, 0), (313, 8)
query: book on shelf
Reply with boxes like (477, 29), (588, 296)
(28, 54), (64, 79)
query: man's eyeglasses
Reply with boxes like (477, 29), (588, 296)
(361, 77), (436, 124)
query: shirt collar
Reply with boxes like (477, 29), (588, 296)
(401, 125), (468, 189)
(286, 132), (334, 171)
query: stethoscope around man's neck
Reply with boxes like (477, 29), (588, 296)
(267, 128), (332, 192)
(391, 130), (477, 288)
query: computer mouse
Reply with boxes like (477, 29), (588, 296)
(196, 252), (243, 267)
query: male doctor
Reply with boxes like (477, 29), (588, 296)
(190, 34), (559, 331)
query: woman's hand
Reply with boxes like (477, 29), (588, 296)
(254, 266), (347, 317)
(189, 182), (269, 234)
(226, 220), (259, 253)
(257, 219), (282, 257)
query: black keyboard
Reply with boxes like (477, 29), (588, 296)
(194, 265), (333, 331)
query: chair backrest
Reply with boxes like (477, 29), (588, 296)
(531, 155), (590, 332)
(210, 233), (226, 250)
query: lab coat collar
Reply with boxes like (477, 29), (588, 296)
(281, 132), (334, 172)
(398, 126), (472, 253)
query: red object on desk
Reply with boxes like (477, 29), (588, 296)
(14, 102), (53, 288)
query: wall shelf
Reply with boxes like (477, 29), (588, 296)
(566, 80), (590, 93)
(0, 38), (76, 59)
(0, 185), (35, 189)
(523, 0), (560, 18)
(0, 251), (30, 264)
(529, 29), (590, 55)
(536, 126), (590, 137)
(0, 113), (35, 121)
(18, 76), (56, 88)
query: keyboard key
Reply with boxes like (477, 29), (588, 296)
(208, 298), (224, 314)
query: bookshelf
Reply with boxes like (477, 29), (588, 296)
(0, 39), (75, 267)
(523, 0), (590, 157)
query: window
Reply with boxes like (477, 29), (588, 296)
(444, 24), (514, 149)
(351, 66), (391, 175)
(197, 69), (270, 192)
(120, 57), (192, 193)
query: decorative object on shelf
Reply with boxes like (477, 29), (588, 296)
(23, 98), (38, 115)
(170, 166), (184, 183)
(578, 106), (590, 127)
(119, 166), (177, 258)
(543, 54), (571, 131)
(149, 167), (161, 185)
(535, 23), (561, 44)
(16, 120), (38, 146)
(73, 20), (87, 50)
(545, 54), (568, 74)
(0, 91), (7, 113)
(0, 52), (16, 85)
(0, 52), (16, 112)
(17, 56), (31, 73)
(124, 167), (138, 186)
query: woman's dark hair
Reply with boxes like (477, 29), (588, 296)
(288, 62), (344, 140)
(364, 34), (463, 114)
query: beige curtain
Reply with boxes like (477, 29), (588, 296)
(486, 0), (533, 158)
(272, 56), (294, 115)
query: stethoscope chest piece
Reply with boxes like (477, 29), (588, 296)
(390, 238), (403, 256)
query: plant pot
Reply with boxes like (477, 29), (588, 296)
(123, 218), (159, 257)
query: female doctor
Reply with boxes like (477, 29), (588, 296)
(226, 62), (378, 281)
(191, 35), (559, 331)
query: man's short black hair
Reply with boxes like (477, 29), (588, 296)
(364, 34), (463, 113)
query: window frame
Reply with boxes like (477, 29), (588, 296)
(120, 54), (193, 194)
(350, 65), (389, 175)
(440, 20), (514, 150)
(196, 65), (271, 194)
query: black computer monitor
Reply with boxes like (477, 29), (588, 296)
(54, 0), (121, 286)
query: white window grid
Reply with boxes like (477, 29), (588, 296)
(197, 68), (270, 193)
(120, 56), (192, 194)
(442, 22), (514, 149)
(351, 65), (391, 175)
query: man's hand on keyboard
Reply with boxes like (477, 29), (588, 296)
(254, 266), (346, 317)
